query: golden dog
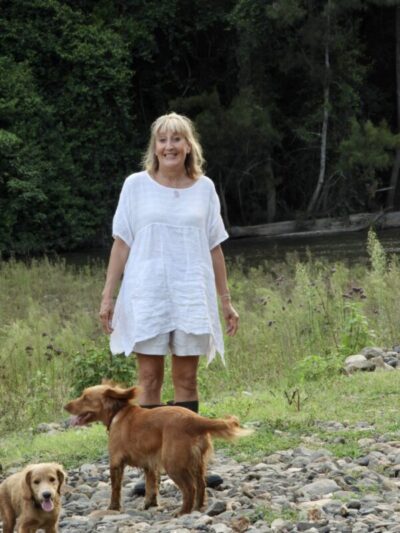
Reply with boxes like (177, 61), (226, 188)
(64, 383), (252, 515)
(0, 462), (66, 533)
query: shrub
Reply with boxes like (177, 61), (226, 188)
(69, 341), (136, 396)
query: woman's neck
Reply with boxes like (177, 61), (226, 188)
(157, 166), (186, 180)
(155, 167), (191, 188)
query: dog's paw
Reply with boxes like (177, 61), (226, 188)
(173, 509), (190, 517)
(108, 503), (121, 512)
(143, 498), (158, 510)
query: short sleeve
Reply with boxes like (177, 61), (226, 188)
(208, 182), (229, 250)
(112, 178), (134, 247)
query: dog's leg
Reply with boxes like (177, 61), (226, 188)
(194, 460), (207, 511)
(18, 525), (37, 533)
(168, 472), (195, 516)
(44, 524), (58, 533)
(0, 503), (16, 533)
(109, 463), (125, 511)
(143, 467), (158, 509)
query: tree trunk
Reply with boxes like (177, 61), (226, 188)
(218, 178), (230, 228)
(386, 5), (400, 210)
(266, 159), (277, 223)
(307, 2), (331, 216)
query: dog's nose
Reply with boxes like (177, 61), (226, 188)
(42, 491), (52, 500)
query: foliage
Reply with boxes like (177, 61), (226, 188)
(0, 1), (136, 254)
(70, 341), (136, 397)
(2, 232), (400, 434)
(2, 369), (399, 471)
(338, 119), (400, 209)
(0, 1), (399, 253)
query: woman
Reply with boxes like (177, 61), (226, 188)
(99, 112), (239, 413)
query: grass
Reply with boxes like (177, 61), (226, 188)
(1, 230), (400, 470)
(1, 371), (399, 472)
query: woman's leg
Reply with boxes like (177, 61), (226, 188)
(171, 355), (199, 402)
(136, 354), (165, 406)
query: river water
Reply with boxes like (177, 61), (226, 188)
(222, 227), (400, 265)
(65, 228), (400, 267)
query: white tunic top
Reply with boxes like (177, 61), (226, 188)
(110, 171), (229, 364)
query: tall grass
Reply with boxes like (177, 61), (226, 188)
(1, 231), (399, 435)
(0, 258), (104, 432)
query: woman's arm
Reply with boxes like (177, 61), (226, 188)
(211, 245), (239, 336)
(99, 237), (130, 334)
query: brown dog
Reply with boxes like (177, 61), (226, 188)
(0, 462), (66, 533)
(64, 383), (252, 515)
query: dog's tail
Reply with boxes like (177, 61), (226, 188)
(188, 415), (253, 440)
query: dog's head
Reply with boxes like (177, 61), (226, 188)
(22, 463), (66, 512)
(64, 381), (139, 427)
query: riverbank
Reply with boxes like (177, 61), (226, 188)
(1, 231), (400, 435)
(1, 370), (400, 531)
(4, 430), (400, 532)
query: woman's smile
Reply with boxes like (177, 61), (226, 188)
(155, 131), (190, 171)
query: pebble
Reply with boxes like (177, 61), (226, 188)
(1, 423), (400, 531)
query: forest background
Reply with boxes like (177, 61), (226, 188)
(1, 0), (400, 255)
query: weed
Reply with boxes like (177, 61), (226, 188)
(1, 231), (400, 436)
(70, 340), (136, 396)
(249, 505), (299, 524)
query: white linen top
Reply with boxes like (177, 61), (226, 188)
(110, 171), (229, 364)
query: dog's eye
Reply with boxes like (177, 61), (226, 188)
(49, 476), (56, 482)
(33, 479), (40, 485)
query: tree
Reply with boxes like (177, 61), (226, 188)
(0, 0), (136, 253)
(386, 4), (400, 209)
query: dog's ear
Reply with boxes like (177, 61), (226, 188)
(56, 465), (67, 494)
(104, 386), (138, 401)
(22, 467), (33, 501)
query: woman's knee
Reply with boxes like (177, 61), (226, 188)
(172, 368), (198, 393)
(137, 355), (164, 392)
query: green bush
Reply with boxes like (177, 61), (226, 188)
(70, 341), (137, 396)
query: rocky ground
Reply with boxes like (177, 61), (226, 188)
(2, 421), (400, 532)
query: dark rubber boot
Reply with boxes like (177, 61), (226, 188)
(168, 400), (199, 413)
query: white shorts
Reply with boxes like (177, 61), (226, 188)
(133, 330), (210, 356)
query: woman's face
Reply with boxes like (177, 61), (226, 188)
(154, 130), (190, 174)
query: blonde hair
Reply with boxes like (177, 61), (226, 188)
(142, 112), (205, 180)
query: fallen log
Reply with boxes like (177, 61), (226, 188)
(230, 211), (400, 239)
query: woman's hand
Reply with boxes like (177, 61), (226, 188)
(99, 297), (115, 334)
(99, 237), (130, 335)
(222, 300), (239, 336)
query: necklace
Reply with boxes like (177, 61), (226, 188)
(156, 173), (188, 189)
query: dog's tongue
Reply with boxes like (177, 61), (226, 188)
(69, 415), (80, 427)
(41, 499), (54, 512)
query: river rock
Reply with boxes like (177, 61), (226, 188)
(2, 421), (400, 532)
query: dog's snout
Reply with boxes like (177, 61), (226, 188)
(42, 491), (52, 500)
